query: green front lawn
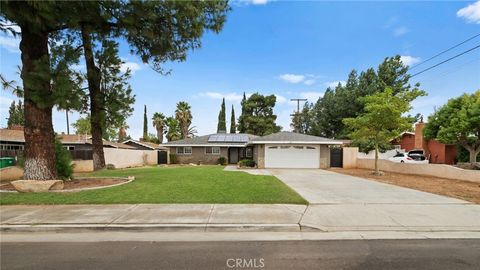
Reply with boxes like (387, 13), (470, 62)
(0, 166), (307, 205)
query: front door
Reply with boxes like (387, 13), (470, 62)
(229, 148), (239, 164)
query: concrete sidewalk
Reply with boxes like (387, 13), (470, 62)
(2, 203), (480, 233)
(0, 204), (306, 232)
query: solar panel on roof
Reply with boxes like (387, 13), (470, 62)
(208, 134), (249, 143)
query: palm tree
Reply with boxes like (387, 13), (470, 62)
(152, 112), (166, 143)
(165, 117), (181, 142)
(187, 126), (198, 138)
(175, 101), (192, 139)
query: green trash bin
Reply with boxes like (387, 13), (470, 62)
(0, 157), (15, 168)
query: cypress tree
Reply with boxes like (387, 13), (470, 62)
(230, 105), (236, 133)
(238, 92), (247, 133)
(217, 98), (226, 133)
(143, 105), (148, 139)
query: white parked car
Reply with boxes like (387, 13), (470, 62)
(389, 151), (429, 164)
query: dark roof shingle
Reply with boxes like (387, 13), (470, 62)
(251, 131), (342, 144)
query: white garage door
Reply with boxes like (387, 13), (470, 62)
(264, 145), (320, 169)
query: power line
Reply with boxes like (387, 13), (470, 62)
(410, 44), (480, 78)
(409, 33), (480, 70)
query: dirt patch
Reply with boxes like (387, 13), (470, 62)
(0, 178), (128, 192)
(329, 168), (480, 204)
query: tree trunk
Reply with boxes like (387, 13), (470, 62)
(157, 128), (163, 144)
(20, 27), (57, 180)
(374, 143), (379, 175)
(470, 149), (480, 165)
(81, 26), (105, 170)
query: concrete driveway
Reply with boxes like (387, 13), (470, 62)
(267, 169), (480, 232)
(269, 169), (467, 204)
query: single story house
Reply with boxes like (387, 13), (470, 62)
(390, 122), (457, 164)
(123, 139), (168, 151)
(123, 139), (169, 164)
(162, 131), (343, 169)
(0, 128), (135, 159)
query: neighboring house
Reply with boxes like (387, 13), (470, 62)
(163, 131), (343, 169)
(390, 122), (457, 164)
(123, 139), (168, 151)
(123, 139), (169, 164)
(0, 128), (135, 157)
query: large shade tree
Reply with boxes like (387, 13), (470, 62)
(343, 87), (425, 175)
(424, 90), (480, 166)
(0, 2), (87, 179)
(76, 1), (229, 170)
(311, 56), (421, 141)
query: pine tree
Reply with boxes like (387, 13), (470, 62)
(238, 93), (281, 136)
(230, 105), (236, 133)
(143, 105), (148, 140)
(217, 98), (226, 133)
(1, 1), (229, 176)
(76, 1), (228, 170)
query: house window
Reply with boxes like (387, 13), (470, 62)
(64, 146), (75, 150)
(0, 144), (24, 150)
(280, 146), (290, 149)
(306, 146), (316, 149)
(205, 146), (220, 155)
(293, 146), (304, 149)
(268, 146), (278, 149)
(245, 148), (253, 158)
(177, 146), (192, 155)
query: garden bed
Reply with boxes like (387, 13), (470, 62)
(0, 177), (130, 192)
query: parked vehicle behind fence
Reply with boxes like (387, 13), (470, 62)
(389, 150), (429, 164)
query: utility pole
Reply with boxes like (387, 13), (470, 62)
(290, 98), (307, 133)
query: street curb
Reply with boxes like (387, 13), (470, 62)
(0, 223), (301, 233)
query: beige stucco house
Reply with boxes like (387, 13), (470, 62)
(162, 131), (342, 169)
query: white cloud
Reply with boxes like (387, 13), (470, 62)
(400, 55), (421, 66)
(0, 35), (20, 53)
(251, 0), (268, 4)
(120, 61), (142, 74)
(303, 79), (315, 86)
(300, 91), (324, 102)
(393, 26), (409, 37)
(0, 96), (13, 107)
(234, 0), (269, 5)
(275, 94), (287, 104)
(278, 74), (319, 85)
(278, 74), (305, 84)
(457, 1), (480, 24)
(324, 81), (346, 88)
(200, 92), (244, 102)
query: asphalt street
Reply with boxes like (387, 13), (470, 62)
(1, 239), (479, 270)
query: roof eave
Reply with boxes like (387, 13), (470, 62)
(249, 141), (343, 145)
(163, 143), (247, 147)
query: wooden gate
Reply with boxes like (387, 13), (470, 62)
(330, 147), (343, 167)
(158, 151), (168, 164)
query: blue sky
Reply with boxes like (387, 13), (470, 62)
(1, 0), (479, 140)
